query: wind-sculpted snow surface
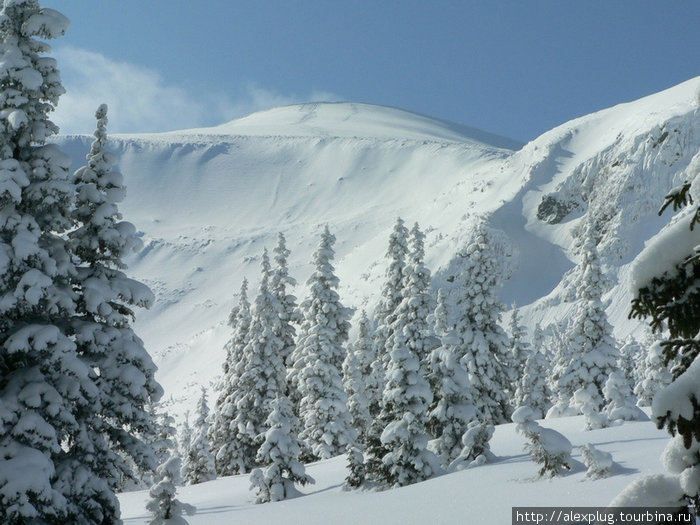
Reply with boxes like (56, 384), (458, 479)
(52, 78), (700, 421)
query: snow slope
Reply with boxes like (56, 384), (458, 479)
(118, 413), (670, 524)
(54, 77), (700, 421)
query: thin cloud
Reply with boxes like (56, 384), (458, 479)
(52, 46), (343, 135)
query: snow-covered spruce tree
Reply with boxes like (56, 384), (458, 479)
(514, 350), (551, 420)
(0, 6), (160, 518)
(427, 288), (476, 466)
(210, 278), (251, 476)
(545, 322), (580, 418)
(572, 385), (609, 430)
(614, 156), (700, 509)
(618, 335), (642, 388)
(454, 220), (513, 424)
(0, 4), (82, 520)
(376, 223), (440, 487)
(230, 250), (287, 471)
(448, 419), (496, 471)
(249, 395), (314, 503)
(272, 232), (300, 367)
(293, 226), (355, 460)
(580, 443), (615, 480)
(507, 306), (530, 396)
(373, 217), (409, 375)
(551, 216), (617, 416)
(342, 310), (375, 444)
(179, 411), (193, 465)
(182, 389), (215, 485)
(634, 338), (673, 406)
(67, 103), (163, 511)
(603, 371), (648, 423)
(363, 218), (409, 480)
(146, 456), (196, 525)
(512, 406), (574, 478)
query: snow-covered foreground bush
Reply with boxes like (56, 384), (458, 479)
(119, 413), (667, 525)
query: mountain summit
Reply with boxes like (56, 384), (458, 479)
(168, 101), (523, 150)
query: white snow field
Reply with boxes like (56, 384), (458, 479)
(53, 76), (700, 522)
(118, 414), (668, 524)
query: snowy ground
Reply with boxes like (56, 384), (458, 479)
(119, 413), (670, 524)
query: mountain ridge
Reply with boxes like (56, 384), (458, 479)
(53, 75), (700, 418)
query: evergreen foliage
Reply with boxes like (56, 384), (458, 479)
(250, 396), (313, 503)
(513, 406), (574, 478)
(230, 250), (287, 471)
(448, 419), (496, 471)
(513, 347), (551, 420)
(293, 226), (355, 460)
(0, 7), (160, 520)
(626, 158), (700, 506)
(603, 371), (648, 423)
(364, 218), (409, 481)
(146, 456), (196, 525)
(428, 288), (476, 466)
(182, 389), (215, 485)
(454, 221), (512, 424)
(210, 279), (251, 476)
(342, 310), (375, 444)
(551, 217), (618, 415)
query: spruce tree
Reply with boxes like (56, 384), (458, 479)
(622, 159), (700, 507)
(507, 306), (530, 396)
(551, 216), (618, 415)
(146, 456), (195, 525)
(454, 221), (512, 424)
(0, 6), (160, 520)
(182, 388), (215, 485)
(428, 288), (476, 466)
(373, 217), (409, 376)
(210, 278), (251, 476)
(342, 310), (375, 444)
(363, 218), (409, 482)
(513, 348), (552, 419)
(231, 250), (287, 471)
(67, 103), (162, 513)
(249, 395), (314, 503)
(272, 232), (300, 366)
(375, 224), (440, 487)
(293, 226), (355, 460)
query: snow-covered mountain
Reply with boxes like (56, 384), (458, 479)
(55, 77), (700, 418)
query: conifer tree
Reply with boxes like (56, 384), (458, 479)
(512, 407), (574, 478)
(182, 388), (215, 485)
(373, 224), (440, 487)
(507, 306), (530, 394)
(272, 232), (300, 366)
(249, 396), (314, 503)
(618, 158), (700, 508)
(363, 219), (409, 481)
(373, 217), (409, 374)
(0, 6), (160, 520)
(634, 339), (673, 406)
(551, 216), (618, 415)
(67, 103), (162, 514)
(342, 310), (375, 444)
(231, 250), (287, 471)
(513, 348), (552, 419)
(603, 371), (648, 423)
(293, 226), (355, 460)
(146, 456), (195, 525)
(428, 288), (476, 466)
(454, 221), (512, 424)
(210, 278), (251, 476)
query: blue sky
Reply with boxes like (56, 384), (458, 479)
(53, 1), (699, 141)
